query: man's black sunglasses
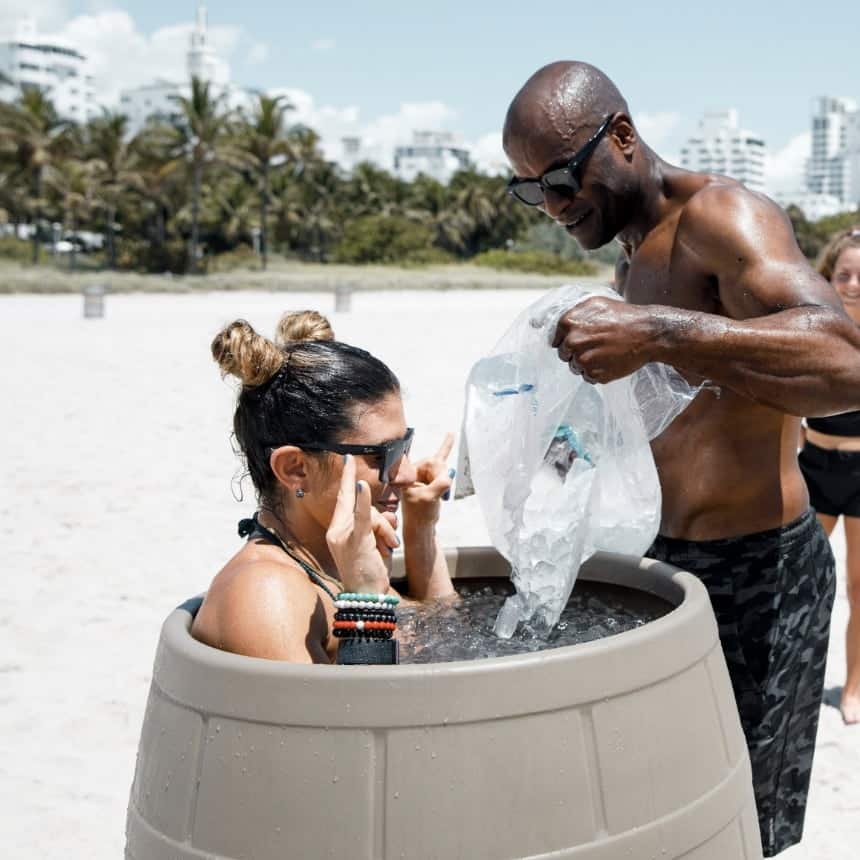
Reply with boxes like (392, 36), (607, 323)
(271, 428), (414, 484)
(507, 115), (613, 206)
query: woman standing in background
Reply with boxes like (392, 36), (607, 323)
(800, 227), (860, 724)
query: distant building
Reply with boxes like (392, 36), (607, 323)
(119, 3), (251, 136)
(806, 97), (860, 209)
(0, 19), (98, 124)
(679, 109), (767, 193)
(339, 136), (367, 172)
(119, 80), (184, 133)
(393, 131), (471, 184)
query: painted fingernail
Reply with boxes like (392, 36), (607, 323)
(394, 535), (401, 547)
(448, 468), (456, 479)
(343, 454), (349, 464)
(355, 482), (362, 493)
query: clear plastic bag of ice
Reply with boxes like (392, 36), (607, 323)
(460, 284), (700, 638)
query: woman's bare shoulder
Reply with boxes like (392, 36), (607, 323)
(192, 554), (328, 663)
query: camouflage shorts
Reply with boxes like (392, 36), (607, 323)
(647, 509), (836, 857)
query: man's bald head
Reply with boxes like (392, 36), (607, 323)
(503, 62), (629, 164)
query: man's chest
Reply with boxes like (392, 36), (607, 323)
(616, 231), (719, 314)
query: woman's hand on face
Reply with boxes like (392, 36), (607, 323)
(401, 432), (456, 529)
(326, 455), (391, 594)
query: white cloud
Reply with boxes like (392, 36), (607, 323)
(51, 12), (242, 104)
(0, 2), (69, 37)
(467, 131), (507, 175)
(311, 38), (336, 53)
(270, 89), (462, 167)
(2, 9), (267, 107)
(767, 131), (810, 194)
(633, 111), (681, 147)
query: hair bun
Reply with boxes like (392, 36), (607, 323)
(212, 319), (284, 387)
(275, 310), (334, 346)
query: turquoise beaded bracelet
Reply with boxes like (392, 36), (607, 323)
(337, 592), (399, 605)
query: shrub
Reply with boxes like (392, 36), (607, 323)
(0, 236), (36, 263)
(334, 215), (436, 264)
(209, 244), (258, 272)
(471, 249), (598, 276)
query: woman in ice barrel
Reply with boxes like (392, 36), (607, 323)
(192, 311), (455, 664)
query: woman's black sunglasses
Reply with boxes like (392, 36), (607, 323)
(271, 428), (414, 484)
(507, 115), (613, 206)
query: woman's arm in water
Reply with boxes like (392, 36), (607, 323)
(400, 433), (456, 601)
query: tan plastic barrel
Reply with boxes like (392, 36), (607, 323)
(126, 549), (763, 859)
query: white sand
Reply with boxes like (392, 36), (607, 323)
(1, 289), (857, 859)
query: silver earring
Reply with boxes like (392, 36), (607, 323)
(295, 488), (305, 498)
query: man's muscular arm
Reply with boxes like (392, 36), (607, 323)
(554, 186), (860, 415)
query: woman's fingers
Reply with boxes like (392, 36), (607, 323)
(370, 507), (400, 555)
(353, 478), (372, 532)
(434, 432), (455, 463)
(329, 454), (357, 534)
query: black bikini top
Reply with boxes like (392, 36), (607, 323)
(238, 514), (339, 601)
(807, 410), (860, 437)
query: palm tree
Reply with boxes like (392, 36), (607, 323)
(86, 111), (145, 268)
(45, 157), (99, 270)
(169, 77), (232, 272)
(232, 93), (294, 269)
(0, 89), (70, 263)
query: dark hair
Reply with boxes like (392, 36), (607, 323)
(212, 312), (400, 505)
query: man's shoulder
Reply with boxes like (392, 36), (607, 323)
(679, 179), (784, 237)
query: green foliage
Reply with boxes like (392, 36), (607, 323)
(472, 249), (598, 276)
(0, 235), (33, 262)
(335, 215), (438, 264)
(115, 237), (187, 273)
(209, 243), (258, 272)
(0, 87), (544, 274)
(785, 205), (860, 261)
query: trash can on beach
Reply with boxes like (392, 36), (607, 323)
(126, 548), (763, 860)
(83, 284), (105, 319)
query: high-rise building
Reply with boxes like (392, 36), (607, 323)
(0, 19), (98, 124)
(806, 97), (860, 209)
(393, 131), (471, 184)
(679, 109), (767, 193)
(187, 3), (219, 84)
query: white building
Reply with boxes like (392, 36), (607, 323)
(0, 19), (98, 124)
(119, 80), (185, 133)
(393, 131), (471, 184)
(679, 109), (767, 193)
(119, 3), (251, 136)
(806, 97), (860, 209)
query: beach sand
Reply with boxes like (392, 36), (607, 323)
(2, 289), (857, 858)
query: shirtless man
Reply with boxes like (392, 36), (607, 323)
(503, 62), (860, 857)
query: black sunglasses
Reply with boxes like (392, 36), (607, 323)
(271, 428), (414, 484)
(507, 115), (613, 206)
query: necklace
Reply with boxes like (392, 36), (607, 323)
(254, 512), (342, 600)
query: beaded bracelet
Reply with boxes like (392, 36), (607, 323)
(337, 592), (400, 605)
(333, 620), (396, 631)
(334, 600), (394, 610)
(333, 628), (394, 640)
(335, 612), (396, 623)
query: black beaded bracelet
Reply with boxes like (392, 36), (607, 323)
(334, 611), (396, 623)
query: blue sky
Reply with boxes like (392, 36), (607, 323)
(7, 1), (860, 188)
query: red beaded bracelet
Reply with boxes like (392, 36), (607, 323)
(333, 620), (396, 631)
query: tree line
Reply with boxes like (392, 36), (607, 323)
(0, 78), (540, 274)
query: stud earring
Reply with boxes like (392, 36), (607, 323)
(295, 488), (305, 498)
